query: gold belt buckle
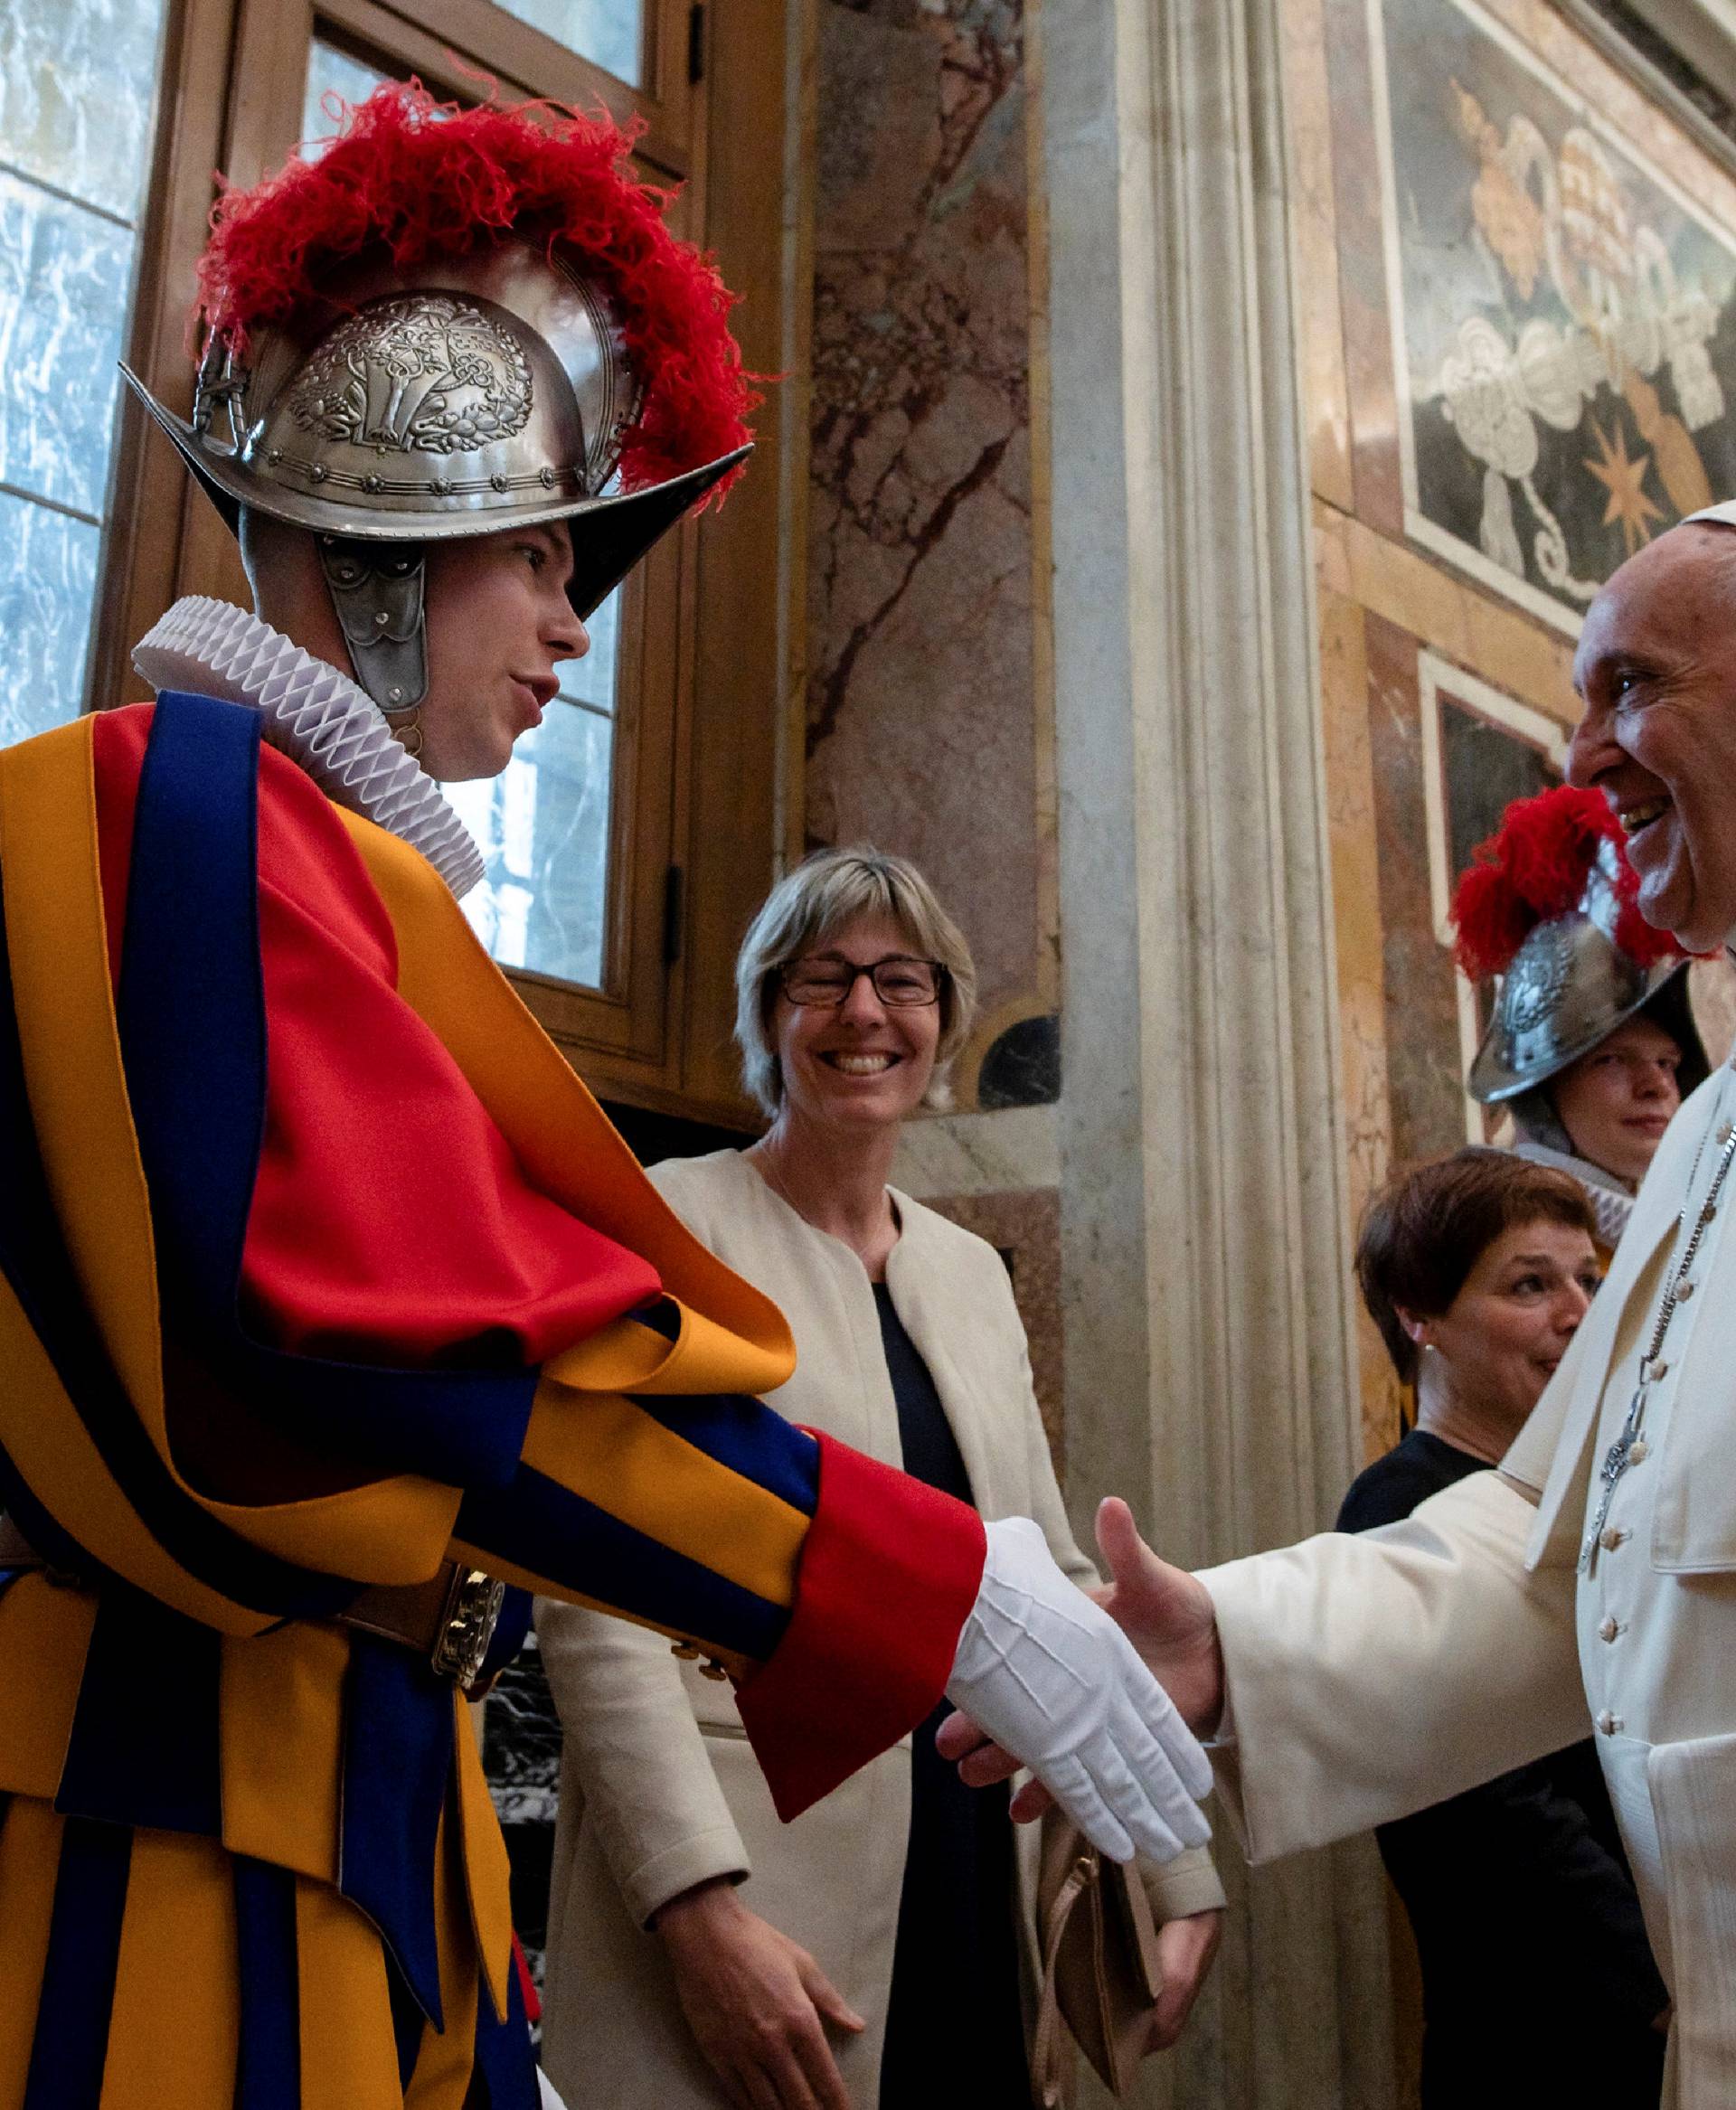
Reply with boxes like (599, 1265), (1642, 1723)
(431, 1566), (506, 1691)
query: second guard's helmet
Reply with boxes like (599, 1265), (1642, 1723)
(1451, 784), (1708, 1107)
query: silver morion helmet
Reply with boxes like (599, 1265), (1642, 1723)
(1453, 789), (1706, 1104)
(125, 84), (756, 730)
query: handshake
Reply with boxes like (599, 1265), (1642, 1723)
(939, 1497), (1225, 1864)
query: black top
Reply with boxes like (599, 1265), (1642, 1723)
(1338, 1430), (1666, 2106)
(873, 1283), (1029, 2108)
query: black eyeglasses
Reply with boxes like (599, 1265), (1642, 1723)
(778, 956), (945, 1008)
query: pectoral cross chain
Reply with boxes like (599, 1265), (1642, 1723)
(1577, 1116), (1736, 1576)
(1580, 1388), (1646, 1571)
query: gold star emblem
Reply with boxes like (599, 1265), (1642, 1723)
(1583, 416), (1665, 556)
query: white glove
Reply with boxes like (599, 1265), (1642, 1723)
(945, 1516), (1213, 1864)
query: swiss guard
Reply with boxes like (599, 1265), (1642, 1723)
(0, 86), (1208, 2110)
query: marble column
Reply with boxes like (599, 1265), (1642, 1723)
(1042, 0), (1396, 2103)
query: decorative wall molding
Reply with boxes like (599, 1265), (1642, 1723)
(1558, 0), (1736, 170)
(1042, 0), (1394, 2098)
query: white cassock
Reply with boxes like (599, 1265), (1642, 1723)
(1200, 1053), (1736, 2108)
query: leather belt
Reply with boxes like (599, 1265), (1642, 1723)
(0, 1515), (505, 1691)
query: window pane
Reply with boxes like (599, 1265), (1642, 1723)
(0, 0), (167, 221)
(301, 41), (391, 149)
(445, 588), (621, 990)
(0, 0), (169, 730)
(0, 171), (138, 515)
(0, 491), (100, 743)
(493, 0), (643, 87)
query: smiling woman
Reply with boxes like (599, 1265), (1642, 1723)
(1339, 1148), (1668, 2110)
(534, 849), (1229, 2110)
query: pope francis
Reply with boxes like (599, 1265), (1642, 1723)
(943, 511), (1736, 2106)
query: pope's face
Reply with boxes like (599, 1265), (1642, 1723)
(1569, 525), (1736, 953)
(418, 521), (588, 781)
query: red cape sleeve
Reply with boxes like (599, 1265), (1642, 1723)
(93, 704), (660, 1364)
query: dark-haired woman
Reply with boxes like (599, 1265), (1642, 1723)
(1340, 1148), (1666, 2107)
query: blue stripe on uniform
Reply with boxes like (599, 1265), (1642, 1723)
(117, 691), (538, 1496)
(57, 1587), (222, 1834)
(338, 1634), (456, 2030)
(467, 1939), (540, 2110)
(233, 1856), (300, 2110)
(22, 1816), (132, 2110)
(456, 1465), (789, 1663)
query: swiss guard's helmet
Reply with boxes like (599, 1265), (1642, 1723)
(123, 82), (754, 738)
(1451, 784), (1707, 1107)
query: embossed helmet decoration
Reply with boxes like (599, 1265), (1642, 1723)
(1451, 784), (1706, 1105)
(123, 82), (755, 733)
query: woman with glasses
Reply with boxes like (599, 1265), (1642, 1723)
(535, 849), (1224, 2110)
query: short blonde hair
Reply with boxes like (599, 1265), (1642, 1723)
(734, 847), (978, 1116)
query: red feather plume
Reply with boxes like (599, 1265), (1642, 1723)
(193, 80), (758, 502)
(1450, 784), (1683, 981)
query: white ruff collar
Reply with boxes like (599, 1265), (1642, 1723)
(131, 597), (485, 899)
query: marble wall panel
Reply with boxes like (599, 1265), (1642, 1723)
(1318, 584), (1406, 1464)
(805, 0), (1046, 1080)
(1324, 0), (1403, 532)
(1364, 613), (1467, 1167)
(1288, 0), (1356, 512)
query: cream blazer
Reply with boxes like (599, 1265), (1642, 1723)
(1200, 1062), (1736, 2108)
(536, 1149), (1224, 2109)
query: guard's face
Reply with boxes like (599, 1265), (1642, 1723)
(419, 521), (587, 781)
(1570, 525), (1736, 953)
(1550, 1014), (1683, 1188)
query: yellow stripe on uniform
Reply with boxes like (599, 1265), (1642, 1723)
(101, 1829), (239, 2110)
(0, 1575), (96, 1800)
(296, 1880), (406, 2110)
(220, 1622), (348, 1884)
(517, 1386), (806, 1609)
(0, 1796), (61, 2106)
(0, 721), (167, 1465)
(454, 1690), (513, 2024)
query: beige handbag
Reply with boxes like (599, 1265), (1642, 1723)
(1031, 1821), (1165, 2107)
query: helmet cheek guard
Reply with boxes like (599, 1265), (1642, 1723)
(316, 540), (428, 749)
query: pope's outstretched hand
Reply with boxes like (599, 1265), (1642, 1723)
(941, 1512), (1214, 1864)
(939, 1499), (1225, 1833)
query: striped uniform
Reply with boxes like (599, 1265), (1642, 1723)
(0, 692), (986, 2110)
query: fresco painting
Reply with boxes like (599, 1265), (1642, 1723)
(1373, 0), (1736, 629)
